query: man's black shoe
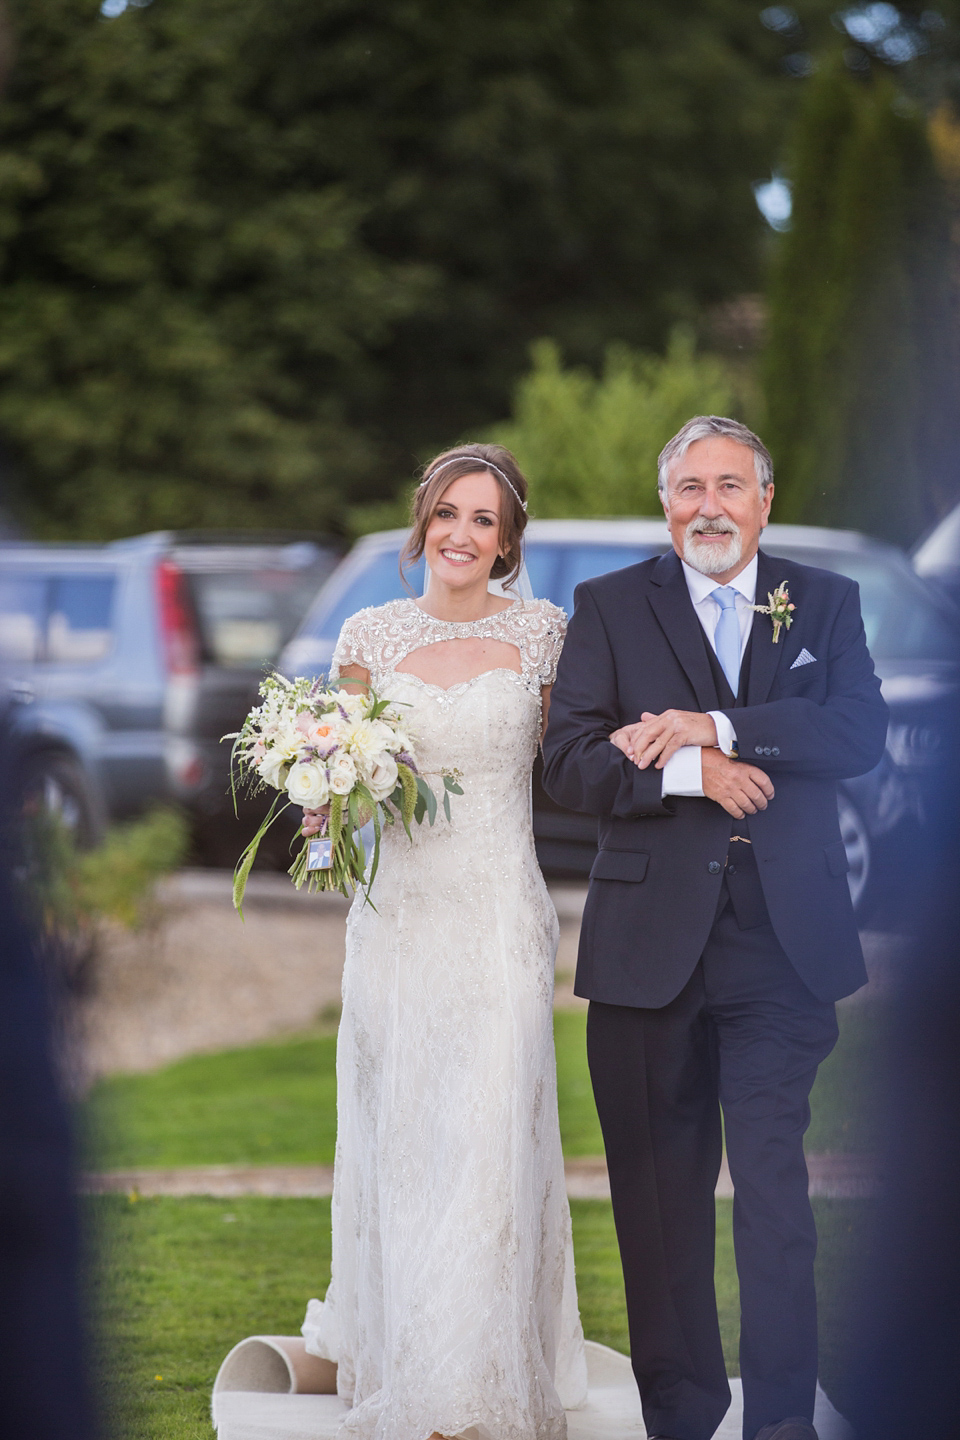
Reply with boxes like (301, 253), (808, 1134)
(754, 1420), (818, 1440)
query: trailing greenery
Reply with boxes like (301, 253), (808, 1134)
(490, 331), (749, 518)
(762, 62), (960, 543)
(0, 0), (810, 537)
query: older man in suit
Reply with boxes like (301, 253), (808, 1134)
(542, 416), (887, 1440)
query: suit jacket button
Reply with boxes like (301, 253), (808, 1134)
(708, 860), (721, 875)
(754, 745), (763, 755)
(763, 746), (772, 756)
(727, 863), (737, 875)
(772, 746), (780, 756)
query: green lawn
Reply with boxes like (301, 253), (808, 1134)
(82, 1004), (875, 1172)
(88, 1193), (870, 1440)
(806, 1001), (885, 1154)
(83, 1002), (880, 1436)
(84, 1032), (340, 1170)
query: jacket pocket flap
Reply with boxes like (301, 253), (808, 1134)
(590, 849), (650, 883)
(824, 839), (850, 878)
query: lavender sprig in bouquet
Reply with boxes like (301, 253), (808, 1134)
(225, 674), (461, 914)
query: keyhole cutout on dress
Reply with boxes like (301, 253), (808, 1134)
(394, 636), (523, 690)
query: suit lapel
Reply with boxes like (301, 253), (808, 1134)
(745, 548), (789, 706)
(648, 551), (719, 712)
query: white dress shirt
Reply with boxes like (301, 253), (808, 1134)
(660, 552), (758, 798)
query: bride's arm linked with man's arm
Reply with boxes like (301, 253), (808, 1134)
(541, 583), (774, 820)
(541, 573), (886, 822)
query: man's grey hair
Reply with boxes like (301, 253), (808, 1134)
(657, 416), (774, 496)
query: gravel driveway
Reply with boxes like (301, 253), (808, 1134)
(77, 870), (588, 1083)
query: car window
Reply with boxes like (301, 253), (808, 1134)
(762, 545), (958, 661)
(46, 575), (115, 663)
(185, 566), (337, 668)
(555, 544), (664, 617)
(305, 551), (426, 643)
(0, 575), (47, 662)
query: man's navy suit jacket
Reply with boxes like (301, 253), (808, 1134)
(541, 546), (889, 1006)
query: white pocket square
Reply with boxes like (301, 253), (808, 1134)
(789, 648), (817, 670)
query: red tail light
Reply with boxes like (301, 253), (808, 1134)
(156, 560), (200, 675)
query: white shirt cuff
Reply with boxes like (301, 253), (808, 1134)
(661, 745), (704, 798)
(709, 710), (738, 757)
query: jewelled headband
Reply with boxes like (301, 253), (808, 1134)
(419, 455), (528, 512)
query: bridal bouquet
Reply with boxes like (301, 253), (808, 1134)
(226, 673), (461, 914)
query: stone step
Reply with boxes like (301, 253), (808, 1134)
(80, 1152), (879, 1202)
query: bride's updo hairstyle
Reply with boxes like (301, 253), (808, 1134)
(401, 442), (529, 589)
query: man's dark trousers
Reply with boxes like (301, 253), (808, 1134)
(587, 873), (838, 1440)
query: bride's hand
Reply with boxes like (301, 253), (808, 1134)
(301, 804), (330, 837)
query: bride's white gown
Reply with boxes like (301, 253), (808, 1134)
(301, 596), (588, 1440)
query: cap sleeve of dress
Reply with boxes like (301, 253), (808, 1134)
(534, 599), (567, 686)
(329, 608), (375, 681)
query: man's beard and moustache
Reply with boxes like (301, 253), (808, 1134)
(682, 515), (743, 576)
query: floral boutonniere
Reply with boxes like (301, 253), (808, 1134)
(751, 581), (795, 644)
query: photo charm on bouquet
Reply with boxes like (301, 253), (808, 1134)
(223, 672), (462, 915)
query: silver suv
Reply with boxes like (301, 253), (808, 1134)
(0, 531), (340, 856)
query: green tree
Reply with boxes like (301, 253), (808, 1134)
(490, 331), (747, 518)
(0, 0), (424, 537)
(762, 62), (960, 542)
(0, 0), (804, 537)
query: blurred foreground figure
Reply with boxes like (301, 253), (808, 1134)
(846, 702), (960, 1435)
(0, 745), (95, 1440)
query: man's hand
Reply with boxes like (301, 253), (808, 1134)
(610, 710), (720, 770)
(701, 748), (774, 818)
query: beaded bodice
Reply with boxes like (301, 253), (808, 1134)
(330, 596), (566, 696)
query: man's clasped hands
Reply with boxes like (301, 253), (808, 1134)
(609, 709), (774, 820)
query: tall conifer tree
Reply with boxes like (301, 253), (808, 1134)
(762, 63), (960, 543)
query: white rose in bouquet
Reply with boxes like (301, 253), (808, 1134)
(258, 747), (291, 789)
(328, 751), (358, 795)
(366, 752), (399, 803)
(286, 760), (330, 809)
(226, 669), (460, 913)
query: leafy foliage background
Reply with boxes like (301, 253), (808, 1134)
(0, 0), (800, 537)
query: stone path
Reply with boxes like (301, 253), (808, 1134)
(80, 1151), (878, 1201)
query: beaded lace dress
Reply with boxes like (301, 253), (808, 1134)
(301, 596), (588, 1440)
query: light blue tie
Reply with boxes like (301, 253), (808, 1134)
(711, 586), (741, 697)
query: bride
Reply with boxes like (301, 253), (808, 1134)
(298, 442), (588, 1440)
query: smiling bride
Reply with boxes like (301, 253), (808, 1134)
(298, 443), (587, 1440)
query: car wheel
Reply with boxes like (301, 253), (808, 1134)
(20, 752), (104, 849)
(837, 791), (871, 917)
